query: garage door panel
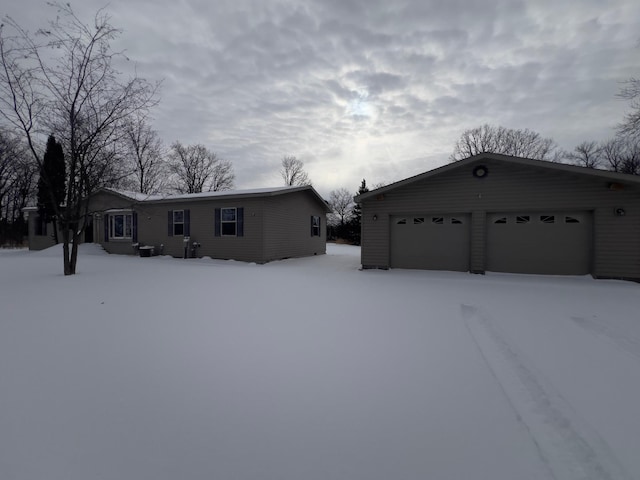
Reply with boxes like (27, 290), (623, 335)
(487, 212), (592, 275)
(391, 214), (470, 271)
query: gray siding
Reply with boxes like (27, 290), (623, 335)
(360, 158), (640, 279)
(88, 191), (141, 255)
(26, 212), (58, 250)
(263, 190), (327, 261)
(137, 198), (266, 262)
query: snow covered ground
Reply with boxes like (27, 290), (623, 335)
(1, 243), (640, 480)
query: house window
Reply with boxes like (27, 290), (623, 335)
(311, 216), (321, 236)
(565, 216), (580, 224)
(451, 217), (463, 224)
(540, 215), (555, 224)
(109, 213), (133, 239)
(431, 217), (444, 225)
(396, 218), (407, 225)
(413, 217), (425, 224)
(173, 210), (184, 235)
(494, 217), (507, 224)
(34, 215), (47, 236)
(221, 207), (237, 236)
(516, 215), (530, 224)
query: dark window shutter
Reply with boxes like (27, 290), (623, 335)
(310, 216), (314, 236)
(237, 207), (244, 237)
(168, 210), (173, 236)
(318, 216), (321, 237)
(214, 208), (221, 237)
(184, 209), (190, 236)
(132, 212), (138, 243)
(104, 214), (109, 242)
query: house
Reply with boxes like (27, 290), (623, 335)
(25, 185), (330, 263)
(354, 153), (640, 280)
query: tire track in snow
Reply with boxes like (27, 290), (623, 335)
(570, 315), (640, 362)
(461, 304), (632, 480)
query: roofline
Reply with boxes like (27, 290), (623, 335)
(355, 153), (640, 202)
(98, 185), (332, 213)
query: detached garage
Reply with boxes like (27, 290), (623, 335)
(355, 153), (640, 280)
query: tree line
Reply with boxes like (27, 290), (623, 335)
(450, 123), (640, 174)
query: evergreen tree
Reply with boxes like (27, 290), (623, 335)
(37, 135), (65, 243)
(349, 179), (369, 245)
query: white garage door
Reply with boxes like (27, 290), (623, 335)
(486, 212), (592, 275)
(390, 214), (470, 271)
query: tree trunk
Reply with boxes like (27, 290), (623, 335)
(62, 226), (72, 275)
(70, 234), (79, 275)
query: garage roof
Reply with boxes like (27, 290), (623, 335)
(355, 153), (640, 202)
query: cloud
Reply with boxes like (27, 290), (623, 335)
(3, 0), (640, 197)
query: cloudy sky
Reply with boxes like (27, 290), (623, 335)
(3, 0), (640, 197)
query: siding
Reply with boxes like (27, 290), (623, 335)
(263, 190), (326, 261)
(88, 191), (141, 255)
(137, 198), (266, 262)
(360, 158), (640, 279)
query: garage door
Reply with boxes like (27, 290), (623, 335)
(390, 214), (470, 271)
(486, 212), (592, 275)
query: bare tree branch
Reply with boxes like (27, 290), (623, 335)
(280, 155), (310, 186)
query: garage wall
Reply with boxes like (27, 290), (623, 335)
(360, 157), (640, 278)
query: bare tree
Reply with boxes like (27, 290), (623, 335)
(563, 141), (602, 168)
(451, 124), (558, 161)
(280, 155), (311, 186)
(0, 130), (36, 245)
(0, 3), (158, 274)
(123, 114), (166, 194)
(168, 141), (234, 193)
(328, 188), (354, 227)
(618, 77), (640, 141)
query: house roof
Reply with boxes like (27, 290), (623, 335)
(355, 153), (640, 202)
(100, 185), (331, 212)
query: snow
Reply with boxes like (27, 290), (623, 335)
(106, 185), (310, 202)
(1, 244), (640, 480)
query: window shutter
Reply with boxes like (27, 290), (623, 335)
(168, 210), (173, 236)
(104, 214), (109, 242)
(310, 216), (314, 236)
(132, 212), (138, 243)
(237, 207), (244, 237)
(214, 208), (221, 237)
(184, 209), (190, 236)
(318, 216), (321, 237)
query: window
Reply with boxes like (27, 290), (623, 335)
(109, 213), (133, 239)
(413, 217), (425, 224)
(311, 216), (321, 236)
(431, 217), (444, 225)
(167, 209), (190, 237)
(396, 218), (407, 225)
(516, 215), (530, 224)
(173, 210), (184, 236)
(451, 217), (463, 225)
(540, 215), (555, 224)
(221, 207), (237, 236)
(34, 215), (47, 236)
(215, 207), (243, 237)
(494, 217), (507, 224)
(565, 216), (580, 224)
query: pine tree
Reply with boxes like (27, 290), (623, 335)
(349, 179), (369, 244)
(37, 135), (66, 243)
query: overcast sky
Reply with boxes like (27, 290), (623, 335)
(3, 0), (640, 197)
